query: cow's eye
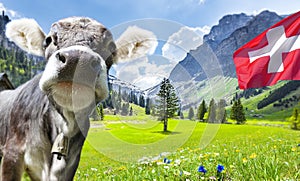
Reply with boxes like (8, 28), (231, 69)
(43, 36), (52, 48)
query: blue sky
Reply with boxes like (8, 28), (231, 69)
(1, 0), (300, 89)
(1, 0), (300, 32)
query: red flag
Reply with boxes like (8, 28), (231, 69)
(233, 11), (300, 89)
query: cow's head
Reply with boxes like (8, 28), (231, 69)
(6, 17), (155, 111)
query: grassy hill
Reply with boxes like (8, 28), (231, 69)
(72, 117), (299, 180)
(20, 101), (299, 180)
(240, 81), (300, 121)
(174, 76), (238, 110)
(175, 76), (299, 121)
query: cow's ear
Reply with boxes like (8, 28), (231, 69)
(6, 18), (46, 57)
(115, 26), (157, 62)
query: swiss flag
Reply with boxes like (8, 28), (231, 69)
(233, 11), (300, 89)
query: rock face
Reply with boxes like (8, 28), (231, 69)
(0, 11), (13, 48)
(169, 10), (283, 82)
(0, 11), (43, 62)
(203, 13), (253, 50)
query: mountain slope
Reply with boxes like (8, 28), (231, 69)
(141, 11), (299, 119)
(0, 12), (45, 86)
(240, 81), (300, 121)
(169, 10), (283, 82)
(215, 10), (283, 77)
(203, 13), (253, 50)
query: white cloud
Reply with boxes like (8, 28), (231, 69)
(251, 8), (268, 16)
(162, 25), (210, 62)
(133, 76), (164, 90)
(114, 56), (176, 90)
(198, 0), (206, 5)
(0, 3), (21, 18)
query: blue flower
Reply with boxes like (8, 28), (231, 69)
(163, 158), (171, 164)
(180, 170), (183, 176)
(217, 164), (224, 173)
(298, 143), (300, 147)
(198, 165), (207, 174)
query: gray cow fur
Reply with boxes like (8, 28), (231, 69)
(0, 16), (149, 180)
(0, 74), (89, 180)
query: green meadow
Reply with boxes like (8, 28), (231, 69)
(73, 115), (300, 180)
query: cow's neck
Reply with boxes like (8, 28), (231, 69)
(61, 110), (78, 137)
(48, 94), (91, 137)
(53, 107), (90, 138)
(50, 104), (91, 159)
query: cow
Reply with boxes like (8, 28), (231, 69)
(0, 17), (155, 180)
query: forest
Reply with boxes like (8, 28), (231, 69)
(0, 44), (45, 87)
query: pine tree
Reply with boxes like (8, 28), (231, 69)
(121, 102), (129, 116)
(217, 99), (227, 123)
(156, 78), (179, 132)
(230, 100), (238, 120)
(96, 103), (104, 121)
(197, 100), (207, 121)
(291, 108), (300, 130)
(207, 98), (217, 123)
(188, 107), (195, 120)
(129, 106), (133, 116)
(145, 97), (151, 115)
(139, 94), (145, 108)
(118, 86), (122, 103)
(230, 98), (246, 124)
(236, 99), (246, 124)
(112, 90), (121, 113)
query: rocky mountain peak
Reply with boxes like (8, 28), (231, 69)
(169, 10), (284, 83)
(203, 13), (253, 50)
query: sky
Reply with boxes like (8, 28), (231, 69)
(1, 0), (300, 89)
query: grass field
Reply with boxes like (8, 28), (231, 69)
(74, 117), (300, 180)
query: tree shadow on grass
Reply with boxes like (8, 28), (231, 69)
(151, 130), (181, 135)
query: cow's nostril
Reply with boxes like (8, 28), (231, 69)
(56, 52), (66, 64)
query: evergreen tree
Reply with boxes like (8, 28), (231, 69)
(104, 85), (113, 109)
(129, 106), (133, 116)
(230, 100), (238, 120)
(177, 105), (182, 117)
(156, 78), (179, 132)
(96, 103), (104, 120)
(151, 106), (156, 116)
(291, 108), (300, 130)
(129, 91), (134, 103)
(179, 111), (184, 119)
(207, 98), (217, 123)
(121, 102), (129, 116)
(197, 100), (207, 121)
(145, 97), (151, 115)
(139, 94), (145, 108)
(222, 110), (227, 123)
(134, 93), (139, 105)
(230, 98), (246, 124)
(118, 86), (122, 103)
(217, 99), (227, 123)
(122, 91), (130, 102)
(0, 46), (38, 86)
(112, 90), (121, 113)
(188, 107), (195, 120)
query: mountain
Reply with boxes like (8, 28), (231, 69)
(0, 12), (39, 58)
(169, 10), (283, 82)
(166, 10), (297, 110)
(0, 12), (20, 52)
(203, 13), (253, 50)
(215, 11), (283, 77)
(109, 74), (143, 95)
(0, 11), (45, 87)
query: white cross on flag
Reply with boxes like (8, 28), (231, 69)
(233, 11), (300, 89)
